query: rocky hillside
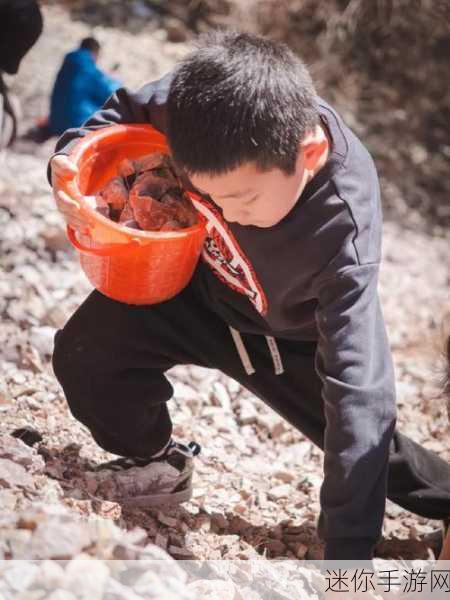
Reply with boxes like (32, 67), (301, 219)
(0, 4), (449, 592)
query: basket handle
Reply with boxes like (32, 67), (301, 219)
(67, 225), (141, 256)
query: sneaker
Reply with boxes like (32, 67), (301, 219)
(86, 440), (201, 508)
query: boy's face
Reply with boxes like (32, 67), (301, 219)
(190, 157), (308, 228)
(190, 128), (328, 228)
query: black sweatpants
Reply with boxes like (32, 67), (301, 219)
(52, 269), (450, 527)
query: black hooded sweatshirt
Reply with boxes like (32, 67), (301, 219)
(50, 71), (397, 560)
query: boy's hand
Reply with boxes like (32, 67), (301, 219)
(50, 155), (87, 231)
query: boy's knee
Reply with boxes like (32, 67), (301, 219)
(52, 326), (102, 426)
(52, 326), (88, 383)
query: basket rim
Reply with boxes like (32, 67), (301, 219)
(67, 124), (206, 242)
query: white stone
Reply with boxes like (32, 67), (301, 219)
(3, 562), (39, 592)
(30, 326), (57, 357)
(268, 484), (292, 500)
(62, 558), (109, 599)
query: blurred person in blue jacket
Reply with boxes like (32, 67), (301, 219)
(48, 37), (120, 136)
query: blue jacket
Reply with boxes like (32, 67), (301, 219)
(49, 47), (120, 135)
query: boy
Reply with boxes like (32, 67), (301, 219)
(49, 31), (450, 561)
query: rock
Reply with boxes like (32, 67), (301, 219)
(0, 434), (44, 471)
(0, 458), (34, 489)
(91, 499), (122, 521)
(271, 524), (284, 540)
(123, 527), (147, 546)
(155, 532), (168, 551)
(210, 512), (228, 531)
(2, 562), (40, 592)
(41, 225), (69, 253)
(157, 511), (179, 528)
(0, 380), (11, 407)
(265, 539), (286, 556)
(268, 483), (291, 500)
(2, 528), (32, 558)
(168, 545), (194, 558)
(188, 579), (237, 600)
(239, 399), (258, 425)
(104, 578), (144, 600)
(62, 558), (109, 599)
(273, 470), (295, 483)
(305, 543), (324, 560)
(0, 489), (18, 511)
(256, 413), (286, 438)
(30, 326), (56, 357)
(211, 381), (231, 411)
(228, 515), (251, 535)
(28, 515), (92, 559)
(292, 542), (308, 559)
(133, 563), (189, 596)
(84, 474), (98, 494)
(34, 559), (66, 590)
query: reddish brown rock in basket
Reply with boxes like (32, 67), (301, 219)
(95, 152), (198, 232)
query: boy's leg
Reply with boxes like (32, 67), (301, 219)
(53, 284), (450, 518)
(216, 331), (450, 523)
(52, 269), (222, 459)
(53, 271), (316, 459)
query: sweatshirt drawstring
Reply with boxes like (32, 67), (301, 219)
(265, 336), (285, 375)
(228, 326), (284, 376)
(229, 326), (255, 375)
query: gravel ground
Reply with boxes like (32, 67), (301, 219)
(0, 4), (449, 563)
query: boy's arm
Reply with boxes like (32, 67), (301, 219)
(314, 262), (397, 560)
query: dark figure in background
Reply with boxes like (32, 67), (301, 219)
(47, 37), (121, 137)
(0, 0), (43, 149)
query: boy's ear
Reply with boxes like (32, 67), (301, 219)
(299, 137), (329, 171)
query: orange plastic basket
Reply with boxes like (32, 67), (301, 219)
(58, 124), (207, 305)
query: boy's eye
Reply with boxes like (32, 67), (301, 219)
(244, 195), (258, 206)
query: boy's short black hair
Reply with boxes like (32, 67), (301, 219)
(167, 30), (319, 176)
(80, 37), (100, 53)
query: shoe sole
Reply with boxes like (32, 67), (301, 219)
(118, 485), (193, 508)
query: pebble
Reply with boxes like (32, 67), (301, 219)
(29, 517), (91, 559)
(255, 413), (286, 438)
(210, 512), (228, 530)
(34, 559), (66, 590)
(157, 511), (178, 528)
(2, 562), (40, 592)
(239, 399), (258, 425)
(265, 539), (286, 556)
(0, 458), (34, 489)
(63, 558), (109, 599)
(229, 515), (251, 535)
(268, 483), (291, 500)
(212, 381), (232, 412)
(30, 326), (57, 357)
(155, 532), (168, 550)
(273, 470), (295, 483)
(168, 545), (194, 558)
